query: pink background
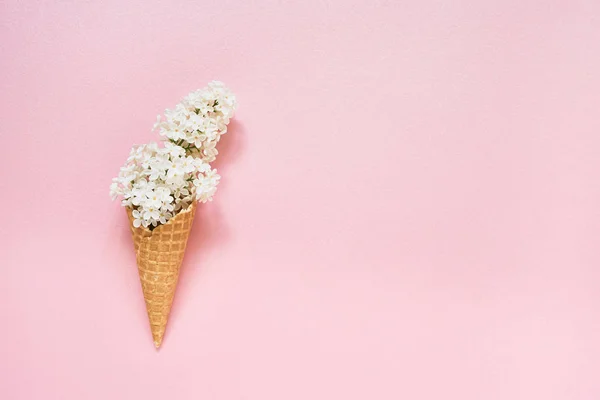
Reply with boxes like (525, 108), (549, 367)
(1, 0), (600, 398)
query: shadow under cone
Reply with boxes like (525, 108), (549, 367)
(127, 202), (197, 348)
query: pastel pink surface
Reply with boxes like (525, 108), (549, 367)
(1, 0), (599, 398)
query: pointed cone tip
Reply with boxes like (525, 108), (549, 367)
(152, 330), (164, 349)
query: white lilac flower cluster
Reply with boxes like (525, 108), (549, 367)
(153, 81), (236, 163)
(110, 142), (220, 229)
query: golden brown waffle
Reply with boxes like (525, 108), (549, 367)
(126, 202), (197, 348)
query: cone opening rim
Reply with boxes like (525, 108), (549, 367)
(127, 201), (197, 236)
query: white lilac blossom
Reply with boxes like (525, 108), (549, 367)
(153, 81), (236, 163)
(110, 142), (220, 229)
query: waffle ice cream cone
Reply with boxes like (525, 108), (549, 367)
(127, 202), (197, 348)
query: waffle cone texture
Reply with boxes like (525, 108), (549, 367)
(127, 202), (197, 348)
